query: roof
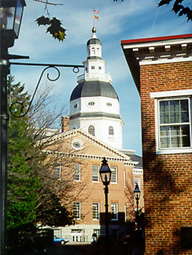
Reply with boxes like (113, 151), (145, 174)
(121, 33), (192, 45)
(125, 154), (142, 169)
(87, 37), (101, 46)
(70, 81), (119, 101)
(121, 33), (192, 92)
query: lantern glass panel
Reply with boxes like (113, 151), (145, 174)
(0, 7), (15, 30)
(101, 172), (111, 184)
(14, 0), (23, 37)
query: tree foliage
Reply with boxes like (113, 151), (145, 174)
(7, 77), (39, 229)
(7, 77), (79, 233)
(158, 0), (192, 21)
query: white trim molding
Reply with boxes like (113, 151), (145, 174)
(151, 89), (192, 99)
(152, 90), (192, 155)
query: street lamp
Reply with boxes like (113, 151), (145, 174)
(99, 157), (111, 255)
(0, 0), (26, 48)
(134, 183), (140, 213)
(134, 183), (141, 230)
(0, 1), (26, 255)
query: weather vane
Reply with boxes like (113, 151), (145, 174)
(93, 9), (99, 28)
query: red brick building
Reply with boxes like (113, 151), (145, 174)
(121, 34), (192, 255)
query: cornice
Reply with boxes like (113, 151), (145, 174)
(130, 41), (192, 64)
(69, 112), (121, 120)
(42, 150), (137, 166)
(121, 34), (192, 92)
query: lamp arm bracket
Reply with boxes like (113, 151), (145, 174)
(9, 63), (83, 118)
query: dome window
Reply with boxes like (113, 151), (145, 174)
(99, 66), (102, 70)
(107, 102), (112, 107)
(74, 103), (79, 109)
(91, 66), (95, 69)
(92, 47), (96, 55)
(88, 125), (95, 136)
(109, 126), (114, 135)
(88, 101), (95, 106)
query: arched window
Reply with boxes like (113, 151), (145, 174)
(92, 47), (95, 55)
(88, 125), (95, 136)
(109, 126), (114, 135)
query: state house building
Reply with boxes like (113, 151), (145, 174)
(44, 27), (143, 243)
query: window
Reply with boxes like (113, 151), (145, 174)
(111, 167), (117, 183)
(73, 202), (81, 220)
(91, 47), (95, 55)
(109, 126), (114, 135)
(151, 90), (192, 153)
(124, 205), (127, 222)
(53, 162), (61, 180)
(111, 203), (118, 221)
(74, 163), (81, 181)
(88, 101), (95, 106)
(74, 103), (78, 109)
(72, 139), (83, 150)
(92, 165), (99, 182)
(158, 99), (190, 149)
(88, 125), (95, 136)
(93, 202), (100, 220)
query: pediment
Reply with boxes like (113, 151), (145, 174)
(43, 129), (137, 166)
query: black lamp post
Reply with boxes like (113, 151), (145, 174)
(0, 1), (26, 255)
(99, 157), (111, 255)
(134, 183), (141, 230)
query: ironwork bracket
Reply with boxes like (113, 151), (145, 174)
(9, 62), (84, 117)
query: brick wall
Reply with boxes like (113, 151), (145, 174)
(140, 61), (192, 255)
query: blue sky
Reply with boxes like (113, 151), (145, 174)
(9, 0), (192, 156)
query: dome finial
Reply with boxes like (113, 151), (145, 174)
(92, 26), (97, 38)
(92, 26), (96, 33)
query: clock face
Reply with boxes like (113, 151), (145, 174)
(72, 139), (83, 150)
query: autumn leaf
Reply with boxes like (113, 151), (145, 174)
(35, 16), (66, 41)
(46, 17), (66, 41)
(36, 16), (50, 26)
(158, 0), (172, 7)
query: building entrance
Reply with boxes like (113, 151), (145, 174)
(71, 229), (85, 242)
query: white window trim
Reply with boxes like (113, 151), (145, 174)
(73, 202), (81, 220)
(152, 90), (192, 154)
(92, 165), (99, 183)
(124, 205), (127, 222)
(73, 163), (81, 181)
(93, 202), (100, 220)
(151, 89), (192, 99)
(111, 203), (118, 221)
(111, 166), (117, 184)
(53, 162), (61, 180)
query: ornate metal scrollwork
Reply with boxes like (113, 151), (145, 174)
(9, 63), (83, 118)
